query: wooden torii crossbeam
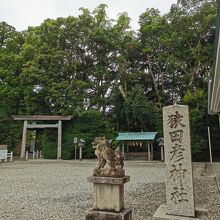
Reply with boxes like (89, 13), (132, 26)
(13, 115), (73, 159)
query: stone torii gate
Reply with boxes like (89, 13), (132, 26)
(13, 115), (73, 159)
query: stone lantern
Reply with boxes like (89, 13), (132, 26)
(157, 137), (164, 161)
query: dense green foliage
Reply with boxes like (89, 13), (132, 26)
(0, 0), (219, 160)
(62, 110), (113, 159)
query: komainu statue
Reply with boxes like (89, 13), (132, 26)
(92, 137), (125, 177)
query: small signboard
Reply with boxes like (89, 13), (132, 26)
(0, 150), (7, 159)
(0, 145), (8, 160)
(74, 137), (78, 144)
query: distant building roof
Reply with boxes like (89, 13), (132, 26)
(116, 132), (158, 141)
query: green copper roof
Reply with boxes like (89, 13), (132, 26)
(116, 132), (158, 141)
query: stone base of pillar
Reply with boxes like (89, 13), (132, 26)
(85, 176), (132, 220)
(85, 208), (132, 220)
(153, 205), (208, 220)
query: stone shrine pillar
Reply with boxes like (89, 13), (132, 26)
(164, 105), (195, 217)
(85, 137), (132, 220)
(153, 105), (207, 220)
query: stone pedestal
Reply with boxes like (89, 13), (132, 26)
(153, 205), (208, 220)
(85, 208), (132, 220)
(85, 176), (132, 220)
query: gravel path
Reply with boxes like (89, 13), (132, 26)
(0, 160), (219, 220)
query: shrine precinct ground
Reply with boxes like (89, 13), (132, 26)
(0, 160), (219, 220)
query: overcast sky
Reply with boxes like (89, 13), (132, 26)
(0, 0), (176, 31)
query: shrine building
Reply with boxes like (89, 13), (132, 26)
(116, 132), (164, 161)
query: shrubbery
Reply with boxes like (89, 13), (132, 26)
(39, 110), (115, 159)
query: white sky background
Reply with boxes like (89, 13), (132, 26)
(0, 0), (176, 31)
